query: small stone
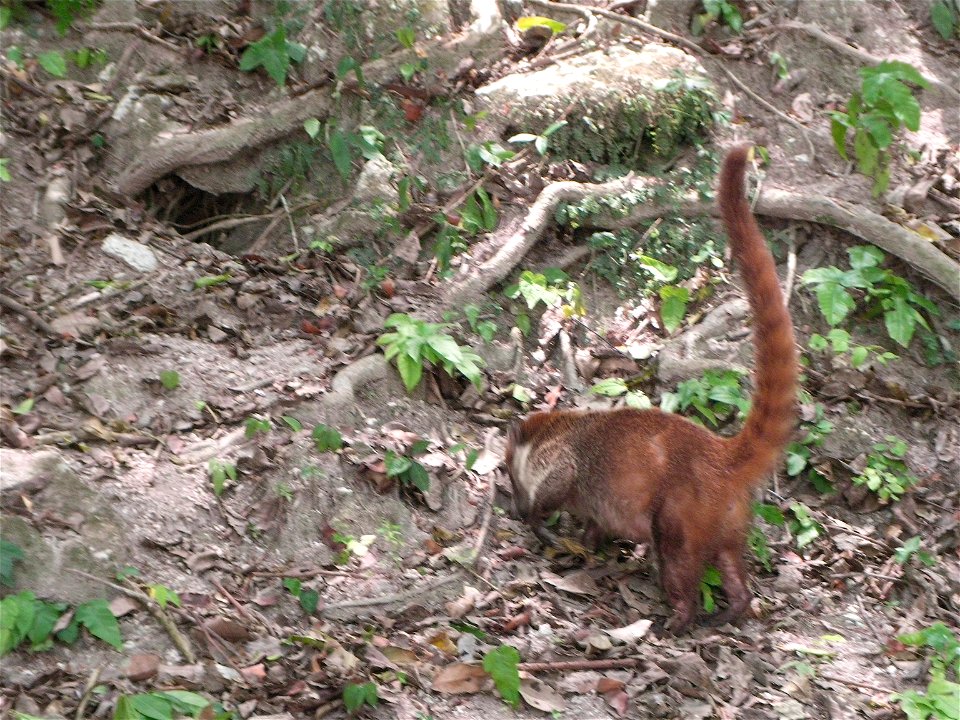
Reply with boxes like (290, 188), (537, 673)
(125, 653), (160, 681)
(101, 233), (158, 272)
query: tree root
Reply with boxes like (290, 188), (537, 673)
(441, 176), (960, 305)
(114, 30), (506, 197)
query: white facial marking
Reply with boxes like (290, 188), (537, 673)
(512, 441), (548, 505)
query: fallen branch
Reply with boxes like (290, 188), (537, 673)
(519, 657), (642, 672)
(0, 293), (57, 335)
(767, 21), (959, 100)
(442, 175), (960, 304)
(319, 572), (463, 615)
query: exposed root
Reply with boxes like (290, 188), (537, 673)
(441, 176), (960, 305)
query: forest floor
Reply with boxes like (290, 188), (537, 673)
(1, 1), (958, 719)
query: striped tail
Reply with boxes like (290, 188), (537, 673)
(719, 146), (798, 488)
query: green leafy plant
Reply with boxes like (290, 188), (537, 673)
(113, 690), (217, 720)
(159, 370), (180, 390)
(0, 158), (10, 182)
(312, 424), (343, 452)
(384, 448), (431, 492)
(829, 61), (929, 196)
(239, 26), (306, 86)
(432, 220), (467, 276)
(463, 305), (498, 343)
(38, 50), (67, 77)
(69, 47), (108, 69)
(807, 328), (897, 369)
(482, 645), (521, 707)
(12, 398), (34, 415)
(208, 459), (237, 497)
(659, 285), (690, 334)
(801, 245), (938, 347)
(377, 314), (484, 393)
(1, 540), (24, 586)
(283, 578), (319, 615)
(894, 536), (937, 567)
(769, 51), (789, 80)
(750, 502), (786, 572)
(244, 415), (272, 438)
(699, 565), (723, 613)
(894, 622), (959, 720)
(146, 584), (181, 610)
(508, 120), (568, 156)
(931, 0), (959, 39)
(2, 593), (122, 655)
(505, 269), (585, 317)
(49, 0), (98, 33)
(590, 377), (652, 410)
(852, 436), (916, 502)
(465, 141), (515, 171)
(459, 187), (498, 235)
(343, 681), (379, 713)
(660, 369), (748, 427)
(692, 0), (743, 34)
(784, 402), (834, 493)
(788, 503), (825, 549)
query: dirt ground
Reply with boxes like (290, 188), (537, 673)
(1, 1), (958, 719)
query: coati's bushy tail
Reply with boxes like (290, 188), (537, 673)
(719, 147), (798, 487)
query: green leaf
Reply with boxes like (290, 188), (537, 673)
(312, 424), (343, 452)
(931, 1), (957, 39)
(853, 129), (879, 176)
(148, 584), (181, 610)
(343, 682), (379, 712)
(396, 26), (416, 48)
(830, 115), (849, 159)
(395, 352), (423, 391)
(885, 296), (917, 346)
(38, 50), (67, 77)
(0, 157), (10, 182)
(850, 345), (869, 368)
(515, 15), (567, 34)
(590, 378), (628, 397)
(786, 451), (808, 476)
(130, 693), (174, 720)
(298, 588), (319, 615)
(158, 370), (180, 390)
(12, 397), (34, 415)
(239, 28), (295, 86)
(405, 461), (431, 492)
(194, 273), (231, 288)
(848, 244), (884, 269)
(659, 285), (690, 334)
(753, 502), (786, 527)
(813, 282), (855, 326)
(859, 111), (893, 149)
(636, 254), (679, 282)
(304, 118), (320, 139)
(483, 645), (521, 707)
(328, 129), (352, 181)
(281, 415), (303, 431)
(74, 599), (122, 650)
(384, 451), (412, 477)
(0, 540), (24, 587)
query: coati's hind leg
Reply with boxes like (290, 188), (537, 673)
(709, 544), (752, 625)
(654, 511), (704, 632)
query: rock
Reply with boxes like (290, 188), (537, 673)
(125, 653), (161, 681)
(476, 44), (711, 165)
(657, 299), (750, 384)
(101, 233), (159, 272)
(0, 448), (66, 497)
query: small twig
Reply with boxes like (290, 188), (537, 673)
(0, 292), (56, 335)
(74, 666), (103, 720)
(468, 462), (499, 567)
(81, 21), (181, 53)
(213, 580), (257, 624)
(182, 212), (280, 242)
(717, 64), (817, 163)
(279, 194), (299, 251)
(818, 671), (892, 695)
(320, 572), (462, 614)
(519, 657), (642, 672)
(65, 568), (196, 662)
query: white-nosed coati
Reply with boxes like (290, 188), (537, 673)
(505, 146), (798, 631)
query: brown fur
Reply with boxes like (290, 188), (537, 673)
(505, 146), (798, 631)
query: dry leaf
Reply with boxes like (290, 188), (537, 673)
(445, 585), (482, 618)
(203, 617), (252, 642)
(605, 618), (652, 643)
(431, 663), (488, 695)
(542, 569), (600, 596)
(519, 678), (566, 712)
(125, 653), (160, 681)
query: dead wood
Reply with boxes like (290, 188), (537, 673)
(441, 176), (960, 306)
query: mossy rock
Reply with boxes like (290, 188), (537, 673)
(476, 44), (716, 167)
